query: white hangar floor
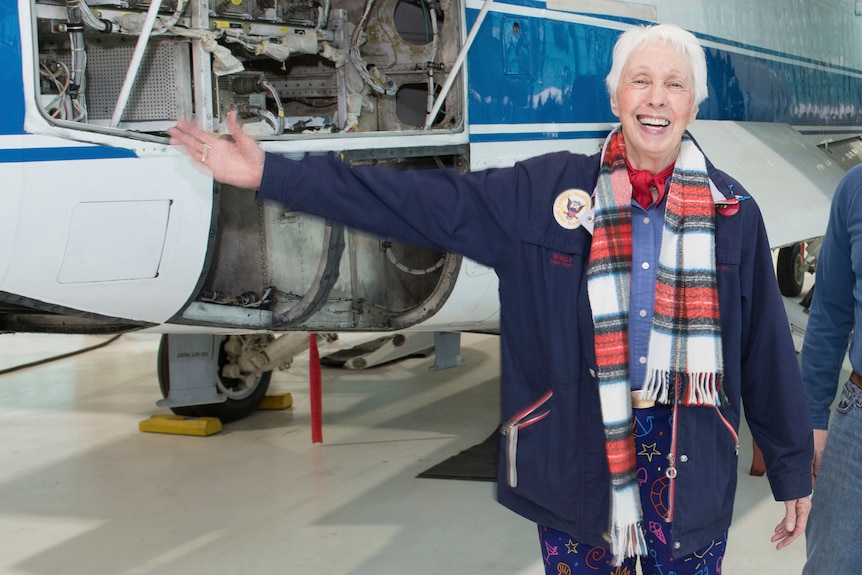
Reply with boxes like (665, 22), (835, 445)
(0, 291), (823, 575)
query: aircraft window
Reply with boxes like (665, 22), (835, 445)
(394, 0), (445, 46)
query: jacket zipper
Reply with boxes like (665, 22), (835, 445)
(666, 398), (679, 523)
(501, 390), (553, 488)
(714, 406), (740, 455)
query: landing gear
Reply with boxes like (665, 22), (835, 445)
(777, 242), (806, 297)
(156, 334), (272, 423)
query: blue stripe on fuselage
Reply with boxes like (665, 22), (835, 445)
(0, 2), (25, 135)
(0, 146), (137, 163)
(470, 130), (610, 143)
(465, 6), (862, 131)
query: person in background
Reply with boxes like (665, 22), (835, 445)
(801, 164), (862, 575)
(170, 23), (812, 575)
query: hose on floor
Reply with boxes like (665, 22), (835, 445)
(0, 334), (123, 377)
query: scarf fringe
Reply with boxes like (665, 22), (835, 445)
(641, 370), (722, 406)
(608, 486), (649, 565)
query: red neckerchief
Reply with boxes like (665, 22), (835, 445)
(627, 162), (675, 208)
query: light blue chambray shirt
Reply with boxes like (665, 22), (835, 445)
(802, 163), (862, 429)
(629, 193), (665, 391)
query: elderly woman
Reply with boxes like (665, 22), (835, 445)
(170, 23), (812, 574)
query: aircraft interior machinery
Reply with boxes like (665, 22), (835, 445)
(18, 0), (471, 420)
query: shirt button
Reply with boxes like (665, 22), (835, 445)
(643, 216), (650, 224)
(639, 309), (647, 317)
(673, 542), (681, 550)
(589, 368), (596, 377)
(680, 454), (689, 463)
(641, 262), (650, 270)
(639, 356), (647, 364)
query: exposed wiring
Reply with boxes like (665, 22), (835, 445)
(261, 80), (286, 134)
(200, 288), (272, 308)
(65, 1), (89, 122)
(71, 0), (188, 35)
(316, 0), (331, 31)
(39, 60), (72, 119)
(349, 0), (397, 96)
(222, 29), (259, 53)
(69, 0), (115, 33)
(160, 0), (189, 29)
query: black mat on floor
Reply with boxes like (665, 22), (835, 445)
(417, 431), (499, 482)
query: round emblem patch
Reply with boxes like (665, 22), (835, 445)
(553, 188), (591, 230)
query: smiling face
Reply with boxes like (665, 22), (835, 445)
(610, 41), (698, 173)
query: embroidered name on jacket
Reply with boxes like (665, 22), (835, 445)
(550, 253), (573, 268)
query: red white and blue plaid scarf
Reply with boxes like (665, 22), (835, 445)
(587, 128), (724, 564)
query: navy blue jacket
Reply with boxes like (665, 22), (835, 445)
(257, 145), (813, 557)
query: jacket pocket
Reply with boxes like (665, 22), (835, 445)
(836, 380), (862, 414)
(520, 221), (589, 257)
(501, 390), (552, 488)
(714, 406), (739, 455)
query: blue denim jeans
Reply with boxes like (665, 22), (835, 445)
(803, 380), (862, 575)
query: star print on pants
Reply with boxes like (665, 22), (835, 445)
(638, 442), (661, 462)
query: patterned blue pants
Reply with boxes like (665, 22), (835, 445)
(538, 404), (726, 575)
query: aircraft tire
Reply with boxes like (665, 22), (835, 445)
(156, 335), (272, 423)
(777, 243), (805, 298)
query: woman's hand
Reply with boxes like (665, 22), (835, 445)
(770, 496), (811, 550)
(168, 109), (266, 190)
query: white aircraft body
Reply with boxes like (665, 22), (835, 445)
(1, 0), (860, 420)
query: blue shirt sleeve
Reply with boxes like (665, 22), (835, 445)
(802, 164), (862, 429)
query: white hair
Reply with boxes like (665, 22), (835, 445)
(605, 23), (708, 106)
